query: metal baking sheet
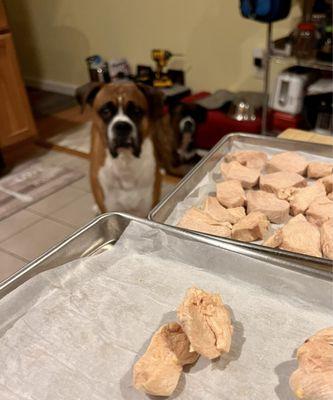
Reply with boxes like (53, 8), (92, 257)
(1, 212), (330, 302)
(0, 213), (332, 400)
(149, 133), (333, 271)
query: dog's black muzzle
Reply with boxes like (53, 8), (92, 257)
(109, 121), (142, 159)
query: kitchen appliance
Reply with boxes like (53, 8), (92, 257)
(303, 92), (333, 135)
(270, 66), (319, 115)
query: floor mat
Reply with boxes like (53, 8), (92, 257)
(0, 158), (84, 220)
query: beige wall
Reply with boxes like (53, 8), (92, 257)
(6, 0), (301, 92)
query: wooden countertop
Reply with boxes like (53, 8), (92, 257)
(279, 128), (333, 146)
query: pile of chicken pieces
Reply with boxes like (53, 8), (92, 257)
(133, 287), (233, 396)
(177, 150), (333, 259)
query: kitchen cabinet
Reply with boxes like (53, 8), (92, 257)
(0, 1), (36, 149)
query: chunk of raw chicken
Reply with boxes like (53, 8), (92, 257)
(260, 171), (307, 196)
(289, 327), (333, 400)
(266, 151), (308, 175)
(306, 196), (333, 227)
(216, 179), (246, 208)
(264, 214), (321, 258)
(220, 161), (260, 189)
(203, 196), (245, 224)
(225, 150), (268, 170)
(307, 162), (333, 179)
(288, 182), (326, 216)
(319, 174), (333, 194)
(133, 322), (199, 396)
(231, 211), (269, 242)
(178, 207), (232, 238)
(177, 287), (233, 359)
(246, 190), (290, 224)
(320, 219), (333, 260)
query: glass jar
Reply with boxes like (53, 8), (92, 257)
(293, 23), (318, 60)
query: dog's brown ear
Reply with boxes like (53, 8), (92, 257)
(136, 83), (165, 120)
(75, 82), (104, 111)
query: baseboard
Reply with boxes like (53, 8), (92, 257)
(24, 77), (78, 96)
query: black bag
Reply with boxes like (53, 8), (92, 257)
(240, 0), (292, 23)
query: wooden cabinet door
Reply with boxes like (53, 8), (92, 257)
(0, 33), (36, 148)
(0, 1), (9, 32)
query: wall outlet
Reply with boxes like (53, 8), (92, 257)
(253, 47), (266, 80)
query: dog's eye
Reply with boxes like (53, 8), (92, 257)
(126, 103), (144, 120)
(98, 103), (116, 121)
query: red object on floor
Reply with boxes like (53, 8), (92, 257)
(181, 92), (262, 150)
(269, 109), (303, 133)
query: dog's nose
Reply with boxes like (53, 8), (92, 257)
(179, 116), (196, 134)
(113, 121), (132, 135)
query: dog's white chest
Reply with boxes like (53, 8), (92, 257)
(98, 138), (156, 216)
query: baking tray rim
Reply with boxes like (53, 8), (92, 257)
(1, 211), (331, 301)
(148, 132), (333, 268)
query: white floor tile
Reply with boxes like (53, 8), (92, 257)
(27, 186), (86, 216)
(0, 210), (41, 242)
(70, 176), (91, 192)
(0, 250), (26, 282)
(1, 218), (74, 261)
(51, 193), (96, 228)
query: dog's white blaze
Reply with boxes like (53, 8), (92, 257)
(107, 106), (137, 142)
(98, 137), (156, 217)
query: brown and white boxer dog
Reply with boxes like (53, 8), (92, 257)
(76, 81), (164, 217)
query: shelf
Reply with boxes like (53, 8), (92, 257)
(270, 54), (333, 72)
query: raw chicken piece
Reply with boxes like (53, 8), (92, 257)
(177, 287), (233, 359)
(277, 186), (298, 200)
(225, 150), (268, 170)
(266, 151), (308, 175)
(307, 162), (333, 179)
(133, 322), (199, 396)
(231, 211), (269, 242)
(216, 179), (246, 208)
(320, 219), (333, 260)
(246, 190), (290, 224)
(178, 207), (232, 238)
(289, 327), (333, 400)
(260, 171), (307, 195)
(288, 182), (326, 216)
(203, 196), (245, 224)
(306, 196), (333, 226)
(263, 214), (322, 258)
(319, 174), (333, 194)
(220, 161), (260, 189)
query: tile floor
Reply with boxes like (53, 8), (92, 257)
(0, 148), (176, 283)
(0, 149), (93, 282)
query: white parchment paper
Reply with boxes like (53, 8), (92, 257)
(165, 141), (333, 246)
(0, 221), (332, 400)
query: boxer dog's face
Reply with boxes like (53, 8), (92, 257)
(77, 82), (163, 158)
(169, 103), (207, 162)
